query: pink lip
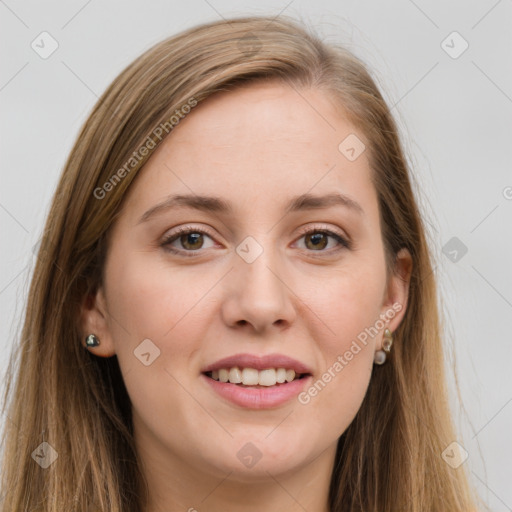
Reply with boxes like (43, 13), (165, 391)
(201, 352), (313, 374)
(201, 373), (313, 409)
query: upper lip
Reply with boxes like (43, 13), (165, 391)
(202, 353), (313, 374)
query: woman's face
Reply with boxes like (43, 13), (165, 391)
(83, 81), (411, 483)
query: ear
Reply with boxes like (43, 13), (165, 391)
(377, 247), (413, 348)
(80, 286), (116, 357)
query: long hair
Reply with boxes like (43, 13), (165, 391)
(0, 15), (482, 511)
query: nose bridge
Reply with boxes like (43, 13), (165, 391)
(222, 232), (296, 331)
(236, 232), (285, 297)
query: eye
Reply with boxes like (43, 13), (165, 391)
(161, 224), (351, 258)
(161, 226), (216, 257)
(294, 226), (351, 253)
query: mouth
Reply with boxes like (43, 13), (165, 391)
(203, 367), (311, 388)
(201, 369), (313, 409)
(200, 353), (314, 408)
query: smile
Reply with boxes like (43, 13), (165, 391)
(206, 367), (307, 387)
(202, 370), (312, 409)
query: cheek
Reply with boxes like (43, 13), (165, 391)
(310, 261), (387, 354)
(295, 262), (385, 428)
(103, 248), (218, 385)
(105, 248), (211, 338)
(102, 250), (214, 426)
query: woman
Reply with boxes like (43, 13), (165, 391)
(0, 14), (482, 512)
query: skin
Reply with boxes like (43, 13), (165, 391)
(81, 80), (412, 512)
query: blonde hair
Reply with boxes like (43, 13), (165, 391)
(0, 14), (482, 511)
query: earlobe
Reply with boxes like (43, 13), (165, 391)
(80, 287), (116, 357)
(373, 327), (394, 365)
(374, 249), (412, 360)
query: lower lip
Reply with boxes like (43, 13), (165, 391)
(201, 374), (312, 409)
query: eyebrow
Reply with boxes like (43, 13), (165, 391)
(137, 192), (364, 224)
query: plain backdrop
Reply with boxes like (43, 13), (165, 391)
(1, 0), (511, 510)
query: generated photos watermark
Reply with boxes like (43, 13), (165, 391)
(298, 302), (402, 405)
(93, 96), (198, 200)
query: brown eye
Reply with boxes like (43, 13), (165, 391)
(179, 232), (204, 250)
(162, 227), (216, 257)
(304, 232), (329, 250)
(296, 228), (350, 253)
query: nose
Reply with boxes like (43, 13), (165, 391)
(220, 243), (297, 335)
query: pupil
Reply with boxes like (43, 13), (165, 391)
(183, 233), (202, 249)
(308, 233), (326, 250)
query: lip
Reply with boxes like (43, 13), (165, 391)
(201, 373), (313, 409)
(201, 352), (313, 374)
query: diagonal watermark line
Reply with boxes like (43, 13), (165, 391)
(61, 60), (98, 97)
(201, 0), (231, 24)
(471, 0), (503, 30)
(267, 0), (297, 25)
(425, 218), (439, 234)
(0, 203), (29, 233)
(472, 61), (512, 105)
(469, 204), (499, 233)
(0, 62), (29, 92)
(407, 0), (439, 28)
(161, 267), (234, 338)
(287, 81), (337, 131)
(265, 410), (294, 438)
(61, 60), (123, 121)
(0, 0), (29, 28)
(199, 470), (234, 504)
(391, 62), (439, 110)
(472, 471), (512, 510)
(471, 396), (512, 439)
(265, 470), (309, 511)
(0, 406), (19, 430)
(203, 0), (295, 28)
(471, 265), (512, 309)
(265, 265), (336, 336)
(164, 368), (234, 438)
(61, 0), (94, 29)
(402, 399), (441, 440)
(300, 437), (337, 467)
(0, 264), (28, 296)
(420, 263), (437, 285)
(104, 305), (132, 337)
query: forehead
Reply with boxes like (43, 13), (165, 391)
(171, 80), (352, 151)
(120, 81), (377, 223)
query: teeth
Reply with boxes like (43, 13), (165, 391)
(258, 369), (276, 386)
(208, 367), (302, 386)
(229, 367), (242, 384)
(241, 368), (259, 386)
(285, 369), (295, 383)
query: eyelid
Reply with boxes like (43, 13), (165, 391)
(161, 223), (351, 256)
(295, 223), (350, 242)
(294, 223), (352, 251)
(160, 224), (218, 257)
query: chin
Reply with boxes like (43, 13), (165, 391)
(198, 436), (310, 481)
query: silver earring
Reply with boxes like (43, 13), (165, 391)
(374, 328), (393, 365)
(85, 334), (100, 348)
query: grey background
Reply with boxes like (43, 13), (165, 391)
(1, 1), (511, 510)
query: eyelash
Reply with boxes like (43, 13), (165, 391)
(161, 224), (351, 258)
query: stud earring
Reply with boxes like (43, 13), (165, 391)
(374, 328), (393, 365)
(85, 334), (100, 348)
